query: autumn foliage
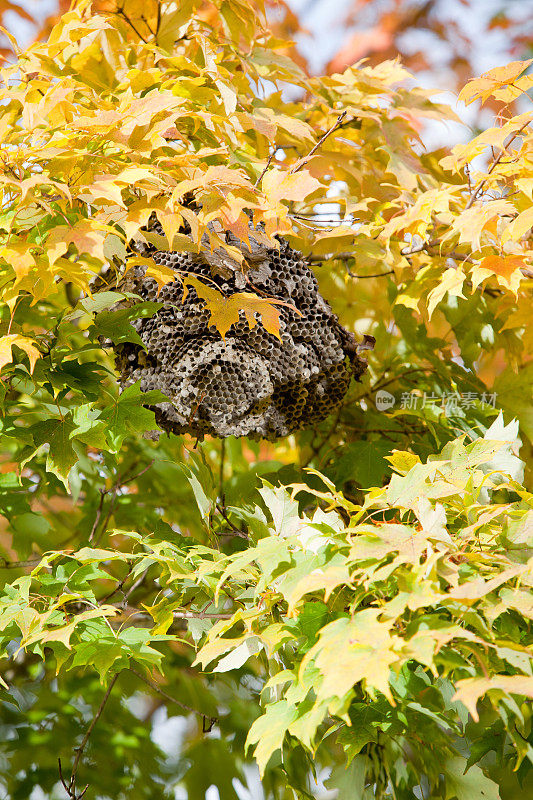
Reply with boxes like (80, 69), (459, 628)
(0, 1), (532, 799)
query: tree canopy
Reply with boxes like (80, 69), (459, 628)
(0, 1), (532, 799)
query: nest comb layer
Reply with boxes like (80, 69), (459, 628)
(115, 231), (370, 440)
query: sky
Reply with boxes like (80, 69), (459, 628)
(289, 0), (532, 76)
(288, 0), (533, 146)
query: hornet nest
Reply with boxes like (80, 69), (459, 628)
(114, 218), (374, 441)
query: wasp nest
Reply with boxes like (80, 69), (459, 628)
(115, 224), (372, 440)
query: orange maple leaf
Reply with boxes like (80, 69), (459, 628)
(186, 275), (295, 340)
(479, 254), (526, 282)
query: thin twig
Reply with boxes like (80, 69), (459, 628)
(98, 566), (134, 605)
(99, 562), (150, 606)
(353, 270), (394, 278)
(89, 489), (106, 542)
(465, 162), (472, 194)
(172, 610), (234, 619)
(401, 239), (475, 264)
(355, 367), (436, 404)
(254, 150), (276, 188)
(122, 567), (150, 603)
(0, 557), (42, 569)
(465, 120), (530, 209)
(92, 492), (120, 547)
(290, 111), (347, 173)
(301, 402), (343, 468)
(91, 462), (154, 546)
(60, 674), (118, 798)
(215, 503), (249, 539)
(129, 667), (216, 724)
(219, 439), (226, 509)
(108, 603), (234, 623)
(120, 460), (155, 487)
(307, 252), (394, 278)
(400, 239), (440, 256)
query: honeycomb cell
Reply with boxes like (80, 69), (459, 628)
(114, 226), (371, 440)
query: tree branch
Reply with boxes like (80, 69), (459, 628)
(307, 252), (394, 278)
(108, 603), (234, 624)
(465, 120), (531, 209)
(89, 489), (106, 542)
(400, 239), (440, 256)
(215, 502), (249, 539)
(254, 149), (276, 188)
(129, 667), (217, 726)
(290, 111), (347, 173)
(59, 673), (119, 798)
(0, 557), (42, 569)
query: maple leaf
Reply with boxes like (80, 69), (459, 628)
(502, 206), (533, 245)
(28, 608), (116, 650)
(261, 169), (322, 206)
(458, 59), (533, 105)
(443, 759), (500, 800)
(472, 254), (525, 295)
(453, 676), (533, 722)
(126, 254), (179, 292)
(0, 243), (35, 285)
(80, 175), (128, 209)
(245, 700), (298, 776)
(304, 614), (398, 703)
(29, 417), (78, 490)
(185, 275), (293, 340)
(46, 220), (112, 264)
(448, 200), (516, 252)
(99, 381), (166, 451)
(426, 268), (466, 319)
(0, 334), (40, 373)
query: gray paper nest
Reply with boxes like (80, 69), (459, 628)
(115, 220), (373, 440)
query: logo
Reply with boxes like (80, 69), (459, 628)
(376, 390), (395, 411)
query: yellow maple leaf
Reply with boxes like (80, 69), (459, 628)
(453, 675), (533, 722)
(185, 275), (292, 340)
(449, 200), (515, 251)
(0, 243), (35, 286)
(458, 59), (533, 106)
(0, 334), (40, 373)
(479, 254), (526, 281)
(426, 268), (466, 319)
(501, 206), (533, 245)
(261, 168), (322, 206)
(46, 220), (114, 265)
(80, 175), (128, 209)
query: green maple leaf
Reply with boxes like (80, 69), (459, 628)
(100, 381), (167, 451)
(444, 758), (501, 800)
(325, 757), (368, 800)
(92, 301), (162, 347)
(331, 440), (391, 488)
(29, 417), (78, 489)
